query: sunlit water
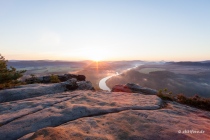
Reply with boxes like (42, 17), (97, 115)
(99, 65), (140, 91)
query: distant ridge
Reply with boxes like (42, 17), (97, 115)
(7, 60), (88, 68)
(167, 61), (210, 66)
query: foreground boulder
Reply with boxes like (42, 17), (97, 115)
(0, 79), (93, 103)
(112, 83), (157, 95)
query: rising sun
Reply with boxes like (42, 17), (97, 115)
(85, 49), (107, 62)
(90, 55), (103, 62)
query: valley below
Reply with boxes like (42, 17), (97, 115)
(107, 62), (210, 98)
(8, 60), (210, 97)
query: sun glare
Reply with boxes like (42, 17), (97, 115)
(84, 48), (110, 62)
(91, 56), (101, 62)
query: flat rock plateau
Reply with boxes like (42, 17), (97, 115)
(0, 84), (210, 139)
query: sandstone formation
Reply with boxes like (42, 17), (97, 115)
(25, 74), (86, 84)
(0, 79), (94, 103)
(0, 81), (210, 140)
(77, 81), (95, 90)
(0, 90), (209, 140)
(112, 83), (157, 95)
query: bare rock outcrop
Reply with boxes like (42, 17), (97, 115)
(25, 74), (86, 84)
(0, 79), (93, 103)
(77, 81), (94, 90)
(0, 91), (163, 140)
(112, 83), (157, 95)
(22, 103), (210, 140)
(0, 86), (210, 140)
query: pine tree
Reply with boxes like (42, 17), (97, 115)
(0, 54), (26, 89)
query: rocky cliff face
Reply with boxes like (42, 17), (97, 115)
(0, 83), (209, 140)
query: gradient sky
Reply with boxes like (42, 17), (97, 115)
(0, 0), (210, 61)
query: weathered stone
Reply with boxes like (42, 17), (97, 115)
(0, 79), (209, 140)
(0, 90), (209, 140)
(64, 74), (86, 81)
(0, 91), (163, 140)
(64, 78), (78, 90)
(0, 78), (93, 103)
(77, 75), (86, 81)
(64, 74), (77, 79)
(112, 83), (157, 95)
(77, 81), (94, 90)
(24, 74), (86, 84)
(57, 75), (68, 82)
(111, 84), (132, 92)
(42, 76), (51, 83)
(22, 102), (210, 140)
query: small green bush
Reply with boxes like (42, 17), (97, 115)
(157, 88), (210, 111)
(157, 92), (174, 101)
(177, 94), (210, 111)
(50, 74), (60, 83)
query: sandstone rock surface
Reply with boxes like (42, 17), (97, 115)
(23, 104), (210, 140)
(112, 83), (157, 95)
(25, 74), (86, 84)
(0, 79), (93, 103)
(0, 90), (209, 140)
(77, 81), (95, 90)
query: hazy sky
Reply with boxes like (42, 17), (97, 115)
(0, 0), (210, 61)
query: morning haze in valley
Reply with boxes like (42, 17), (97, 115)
(0, 0), (210, 140)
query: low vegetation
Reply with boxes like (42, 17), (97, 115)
(50, 74), (60, 83)
(157, 88), (174, 101)
(138, 68), (165, 74)
(0, 54), (26, 89)
(157, 88), (210, 111)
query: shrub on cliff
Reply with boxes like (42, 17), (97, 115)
(50, 74), (60, 83)
(157, 88), (210, 111)
(157, 89), (174, 101)
(177, 94), (210, 111)
(0, 54), (26, 89)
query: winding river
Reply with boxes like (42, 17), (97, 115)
(99, 65), (139, 91)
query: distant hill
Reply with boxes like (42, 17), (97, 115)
(167, 61), (210, 67)
(7, 60), (89, 68)
(107, 68), (210, 98)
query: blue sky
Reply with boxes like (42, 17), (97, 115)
(0, 0), (210, 61)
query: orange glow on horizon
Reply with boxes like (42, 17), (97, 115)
(96, 61), (99, 72)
